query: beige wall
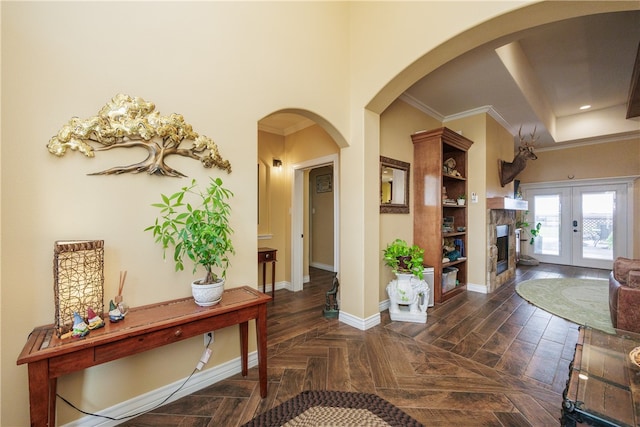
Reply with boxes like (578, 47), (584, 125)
(517, 138), (640, 183)
(257, 131), (286, 285)
(2, 3), (351, 425)
(3, 1), (637, 425)
(379, 99), (440, 301)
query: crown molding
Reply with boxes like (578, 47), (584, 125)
(258, 118), (316, 136)
(399, 93), (512, 131)
(537, 130), (640, 152)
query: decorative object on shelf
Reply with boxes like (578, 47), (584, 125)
(499, 126), (538, 187)
(442, 216), (454, 233)
(443, 157), (461, 177)
(146, 177), (235, 306)
(457, 194), (466, 205)
(86, 307), (104, 330)
(46, 93), (232, 177)
(71, 312), (89, 338)
(323, 272), (340, 318)
(108, 300), (125, 322)
(114, 270), (130, 317)
(383, 239), (425, 279)
(53, 240), (104, 337)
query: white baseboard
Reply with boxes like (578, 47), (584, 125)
(309, 262), (335, 272)
(467, 282), (488, 294)
(261, 281), (291, 292)
(61, 352), (258, 427)
(339, 310), (380, 331)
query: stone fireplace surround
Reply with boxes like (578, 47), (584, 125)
(485, 195), (530, 293)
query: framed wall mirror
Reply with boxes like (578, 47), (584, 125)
(380, 156), (410, 214)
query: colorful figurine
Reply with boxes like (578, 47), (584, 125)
(87, 307), (105, 330)
(108, 300), (125, 322)
(71, 312), (89, 338)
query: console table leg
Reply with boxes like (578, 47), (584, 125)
(239, 321), (248, 377)
(27, 359), (52, 427)
(271, 261), (276, 301)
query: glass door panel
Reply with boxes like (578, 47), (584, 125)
(523, 183), (628, 269)
(572, 185), (626, 269)
(526, 188), (571, 265)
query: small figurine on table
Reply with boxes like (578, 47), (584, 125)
(71, 312), (89, 338)
(87, 307), (105, 330)
(108, 300), (125, 322)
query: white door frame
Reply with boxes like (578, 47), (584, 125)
(290, 154), (340, 291)
(521, 177), (636, 267)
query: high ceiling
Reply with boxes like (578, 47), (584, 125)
(261, 11), (640, 149)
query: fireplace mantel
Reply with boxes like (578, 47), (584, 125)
(487, 197), (528, 211)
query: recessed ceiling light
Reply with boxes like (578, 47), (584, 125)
(579, 105), (591, 110)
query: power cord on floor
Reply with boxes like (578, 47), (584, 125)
(58, 334), (214, 422)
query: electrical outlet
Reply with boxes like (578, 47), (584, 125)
(204, 331), (214, 347)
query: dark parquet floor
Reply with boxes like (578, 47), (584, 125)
(120, 263), (610, 426)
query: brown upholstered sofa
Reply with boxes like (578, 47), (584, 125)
(609, 257), (640, 333)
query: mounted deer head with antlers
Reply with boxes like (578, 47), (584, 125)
(499, 126), (538, 187)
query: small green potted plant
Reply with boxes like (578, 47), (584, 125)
(516, 212), (541, 245)
(383, 239), (425, 279)
(146, 177), (235, 306)
(457, 194), (467, 206)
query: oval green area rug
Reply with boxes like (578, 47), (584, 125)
(515, 278), (615, 334)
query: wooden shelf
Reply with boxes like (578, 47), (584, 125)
(443, 258), (467, 268)
(443, 174), (466, 181)
(412, 127), (474, 304)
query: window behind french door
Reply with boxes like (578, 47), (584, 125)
(521, 182), (630, 269)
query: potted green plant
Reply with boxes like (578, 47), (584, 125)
(383, 239), (425, 279)
(145, 177), (235, 306)
(516, 212), (541, 245)
(457, 194), (466, 205)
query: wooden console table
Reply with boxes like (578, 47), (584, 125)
(17, 286), (271, 427)
(258, 247), (277, 301)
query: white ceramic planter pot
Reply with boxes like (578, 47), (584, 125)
(457, 199), (466, 206)
(191, 279), (224, 307)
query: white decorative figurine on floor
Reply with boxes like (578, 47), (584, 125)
(386, 273), (429, 323)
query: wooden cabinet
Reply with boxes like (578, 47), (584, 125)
(411, 127), (473, 303)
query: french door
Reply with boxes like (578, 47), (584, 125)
(521, 181), (631, 269)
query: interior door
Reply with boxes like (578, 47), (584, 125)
(523, 183), (628, 269)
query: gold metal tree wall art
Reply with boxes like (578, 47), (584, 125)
(47, 94), (232, 177)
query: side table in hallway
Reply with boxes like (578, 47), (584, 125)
(258, 247), (277, 301)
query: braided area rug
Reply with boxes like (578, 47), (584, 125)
(242, 390), (423, 427)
